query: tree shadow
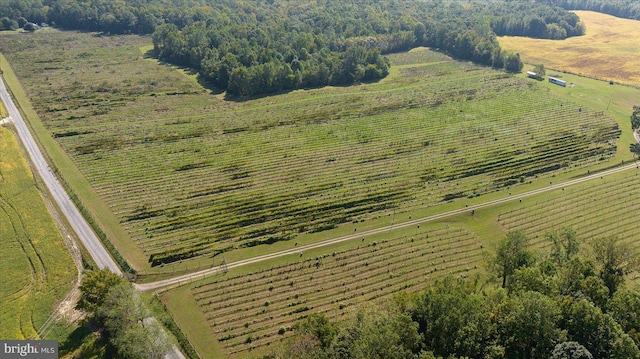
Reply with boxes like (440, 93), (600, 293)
(143, 49), (225, 95)
(59, 323), (118, 358)
(222, 88), (295, 102)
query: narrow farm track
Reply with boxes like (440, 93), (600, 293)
(137, 159), (640, 292)
(0, 76), (121, 274)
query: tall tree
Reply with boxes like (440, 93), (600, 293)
(76, 269), (124, 316)
(590, 236), (637, 296)
(533, 64), (546, 79)
(497, 291), (565, 359)
(548, 227), (580, 267)
(609, 289), (640, 346)
(629, 143), (640, 159)
(411, 277), (495, 358)
(631, 106), (640, 130)
(560, 298), (640, 359)
(493, 230), (535, 289)
(551, 341), (593, 359)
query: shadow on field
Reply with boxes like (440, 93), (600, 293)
(142, 49), (225, 96)
(59, 324), (117, 357)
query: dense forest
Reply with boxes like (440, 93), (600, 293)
(0, 0), (587, 96)
(268, 229), (640, 359)
(536, 0), (640, 21)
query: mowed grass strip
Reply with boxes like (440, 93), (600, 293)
(0, 31), (620, 272)
(0, 127), (75, 339)
(499, 11), (640, 87)
(165, 226), (483, 357)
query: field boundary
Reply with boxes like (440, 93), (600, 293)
(0, 54), (137, 273)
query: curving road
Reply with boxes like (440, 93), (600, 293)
(0, 76), (122, 274)
(137, 159), (640, 292)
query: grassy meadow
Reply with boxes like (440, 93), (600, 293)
(499, 11), (640, 87)
(0, 126), (76, 340)
(3, 16), (640, 357)
(0, 30), (623, 277)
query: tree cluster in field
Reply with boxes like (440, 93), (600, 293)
(267, 229), (640, 359)
(629, 105), (640, 158)
(490, 2), (585, 39)
(535, 0), (640, 21)
(0, 1), (587, 96)
(73, 270), (170, 359)
(631, 106), (640, 131)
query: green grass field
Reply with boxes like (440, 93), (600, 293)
(0, 31), (624, 277)
(163, 225), (483, 356)
(0, 126), (76, 340)
(2, 17), (640, 357)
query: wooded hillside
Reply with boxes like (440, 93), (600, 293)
(0, 0), (587, 96)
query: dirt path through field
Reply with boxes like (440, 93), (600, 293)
(137, 159), (640, 292)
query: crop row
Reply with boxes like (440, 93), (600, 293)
(93, 90), (611, 265)
(74, 77), (616, 265)
(188, 226), (483, 355)
(5, 35), (619, 267)
(498, 170), (640, 244)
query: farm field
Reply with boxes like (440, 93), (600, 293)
(0, 30), (623, 276)
(498, 168), (640, 248)
(0, 126), (76, 340)
(162, 225), (483, 357)
(2, 11), (640, 358)
(499, 11), (640, 87)
(160, 163), (640, 358)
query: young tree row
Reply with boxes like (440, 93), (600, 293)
(268, 229), (640, 359)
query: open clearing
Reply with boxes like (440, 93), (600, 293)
(0, 126), (76, 340)
(499, 11), (640, 87)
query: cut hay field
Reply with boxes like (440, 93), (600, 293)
(0, 126), (76, 340)
(499, 11), (640, 87)
(0, 30), (622, 275)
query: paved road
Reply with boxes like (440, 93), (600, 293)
(0, 76), (122, 274)
(137, 159), (639, 292)
(1, 76), (187, 359)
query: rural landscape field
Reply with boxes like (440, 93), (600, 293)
(0, 126), (76, 340)
(499, 10), (640, 87)
(0, 30), (622, 275)
(3, 3), (640, 359)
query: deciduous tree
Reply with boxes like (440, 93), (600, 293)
(492, 230), (535, 289)
(76, 269), (124, 316)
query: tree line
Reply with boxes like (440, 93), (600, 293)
(535, 0), (640, 21)
(267, 229), (640, 359)
(0, 0), (589, 96)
